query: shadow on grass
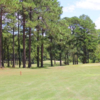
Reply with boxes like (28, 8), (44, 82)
(3, 61), (72, 69)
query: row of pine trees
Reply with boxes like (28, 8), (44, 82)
(0, 0), (98, 68)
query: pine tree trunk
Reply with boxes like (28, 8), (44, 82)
(2, 35), (4, 67)
(60, 52), (62, 66)
(83, 46), (87, 63)
(50, 37), (53, 66)
(60, 39), (62, 66)
(18, 12), (21, 68)
(4, 38), (6, 62)
(11, 60), (12, 66)
(23, 8), (26, 68)
(7, 45), (10, 67)
(88, 52), (89, 63)
(83, 56), (87, 63)
(76, 40), (78, 64)
(67, 51), (69, 65)
(12, 27), (15, 68)
(50, 52), (53, 66)
(0, 7), (2, 68)
(28, 27), (31, 68)
(4, 38), (7, 67)
(65, 53), (67, 65)
(77, 54), (78, 64)
(54, 43), (56, 65)
(73, 54), (75, 65)
(41, 29), (44, 67)
(37, 29), (39, 67)
(28, 8), (32, 68)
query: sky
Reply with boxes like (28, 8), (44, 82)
(58, 0), (100, 29)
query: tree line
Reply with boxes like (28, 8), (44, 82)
(0, 0), (99, 68)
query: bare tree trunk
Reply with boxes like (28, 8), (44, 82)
(83, 46), (87, 63)
(87, 51), (89, 63)
(73, 54), (75, 65)
(3, 38), (7, 67)
(7, 45), (10, 67)
(60, 52), (62, 66)
(77, 54), (78, 64)
(41, 29), (44, 67)
(37, 29), (39, 67)
(28, 27), (31, 68)
(28, 8), (32, 68)
(23, 8), (26, 68)
(3, 38), (7, 61)
(2, 34), (4, 67)
(67, 51), (69, 65)
(65, 53), (67, 65)
(0, 7), (2, 68)
(60, 39), (62, 66)
(12, 27), (15, 68)
(18, 12), (21, 68)
(77, 40), (78, 64)
(50, 37), (53, 66)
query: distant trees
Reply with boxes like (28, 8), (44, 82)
(64, 15), (97, 64)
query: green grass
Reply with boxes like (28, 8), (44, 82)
(0, 63), (100, 100)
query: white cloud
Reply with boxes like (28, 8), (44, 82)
(95, 17), (100, 29)
(62, 0), (100, 29)
(76, 0), (100, 10)
(63, 0), (100, 12)
(63, 5), (75, 13)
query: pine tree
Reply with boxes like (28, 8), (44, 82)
(0, 0), (14, 67)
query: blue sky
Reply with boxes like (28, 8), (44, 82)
(58, 0), (100, 29)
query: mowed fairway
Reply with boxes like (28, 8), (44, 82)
(0, 63), (100, 100)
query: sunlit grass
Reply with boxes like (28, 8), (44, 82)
(0, 63), (100, 100)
